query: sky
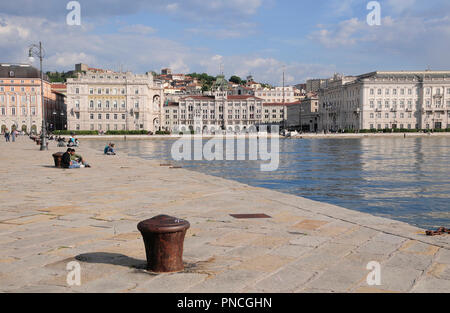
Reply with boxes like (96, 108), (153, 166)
(0, 0), (449, 85)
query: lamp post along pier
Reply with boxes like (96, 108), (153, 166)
(29, 42), (47, 151)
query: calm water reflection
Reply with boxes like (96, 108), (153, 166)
(86, 137), (450, 229)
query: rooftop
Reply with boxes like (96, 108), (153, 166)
(0, 63), (48, 80)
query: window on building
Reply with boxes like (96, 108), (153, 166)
(90, 100), (94, 108)
(98, 114), (102, 120)
(31, 107), (36, 115)
(90, 114), (94, 120)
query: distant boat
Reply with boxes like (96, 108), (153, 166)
(285, 130), (299, 138)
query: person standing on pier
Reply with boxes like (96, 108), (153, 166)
(11, 129), (16, 142)
(4, 128), (10, 142)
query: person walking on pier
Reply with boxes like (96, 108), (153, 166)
(11, 130), (16, 142)
(4, 129), (10, 142)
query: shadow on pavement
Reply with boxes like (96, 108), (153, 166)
(75, 252), (147, 270)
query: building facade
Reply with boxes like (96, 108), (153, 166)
(66, 69), (163, 132)
(0, 63), (65, 134)
(255, 86), (296, 103)
(318, 71), (450, 132)
(287, 94), (319, 131)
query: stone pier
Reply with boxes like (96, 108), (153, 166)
(0, 136), (449, 293)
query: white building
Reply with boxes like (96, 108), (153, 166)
(318, 71), (450, 132)
(66, 68), (164, 132)
(255, 86), (296, 103)
(163, 75), (264, 133)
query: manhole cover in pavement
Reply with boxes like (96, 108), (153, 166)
(230, 214), (272, 219)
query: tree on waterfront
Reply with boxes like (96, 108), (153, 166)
(229, 75), (242, 85)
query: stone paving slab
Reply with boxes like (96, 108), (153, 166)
(0, 137), (449, 293)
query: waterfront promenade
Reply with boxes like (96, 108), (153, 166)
(0, 137), (449, 293)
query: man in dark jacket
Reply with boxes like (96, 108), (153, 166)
(61, 148), (78, 168)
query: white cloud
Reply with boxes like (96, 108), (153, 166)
(386, 0), (416, 14)
(119, 24), (157, 35)
(0, 13), (333, 85)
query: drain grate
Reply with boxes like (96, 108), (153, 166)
(230, 214), (272, 219)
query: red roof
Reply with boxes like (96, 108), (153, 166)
(228, 95), (261, 100)
(51, 83), (67, 89)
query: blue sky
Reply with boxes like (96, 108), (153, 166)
(0, 0), (449, 84)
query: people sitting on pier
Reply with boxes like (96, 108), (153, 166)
(57, 136), (66, 147)
(104, 143), (116, 155)
(62, 148), (78, 169)
(67, 135), (79, 147)
(70, 149), (91, 168)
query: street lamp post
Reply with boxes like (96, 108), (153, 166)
(29, 42), (47, 151)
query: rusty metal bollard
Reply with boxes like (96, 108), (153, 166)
(52, 152), (65, 168)
(137, 215), (190, 273)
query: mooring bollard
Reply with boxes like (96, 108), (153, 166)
(137, 215), (190, 273)
(52, 152), (65, 168)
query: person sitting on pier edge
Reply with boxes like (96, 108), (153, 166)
(104, 143), (116, 155)
(61, 148), (80, 169)
(70, 149), (91, 168)
(57, 136), (66, 147)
